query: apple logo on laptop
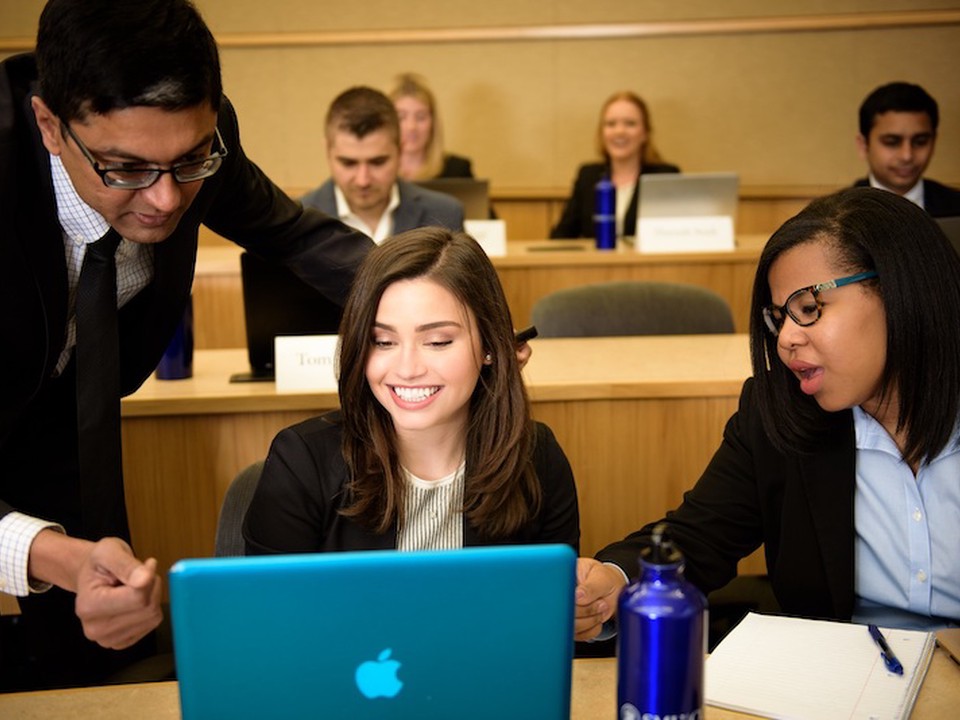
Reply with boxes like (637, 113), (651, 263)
(355, 648), (404, 699)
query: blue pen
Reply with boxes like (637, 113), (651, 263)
(868, 624), (904, 675)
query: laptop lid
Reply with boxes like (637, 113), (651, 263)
(415, 178), (490, 219)
(235, 252), (343, 382)
(634, 171), (739, 234)
(935, 215), (960, 257)
(169, 544), (576, 720)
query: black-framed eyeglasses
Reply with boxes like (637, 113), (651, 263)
(63, 122), (228, 190)
(762, 270), (879, 336)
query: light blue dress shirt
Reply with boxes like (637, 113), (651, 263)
(852, 406), (960, 629)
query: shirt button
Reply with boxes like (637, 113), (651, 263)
(912, 508), (923, 522)
(916, 570), (928, 583)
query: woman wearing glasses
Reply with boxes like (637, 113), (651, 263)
(575, 187), (960, 638)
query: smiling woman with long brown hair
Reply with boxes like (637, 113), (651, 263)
(244, 227), (579, 554)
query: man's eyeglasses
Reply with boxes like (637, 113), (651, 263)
(762, 271), (879, 336)
(63, 123), (228, 190)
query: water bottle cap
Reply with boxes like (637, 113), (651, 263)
(639, 522), (683, 565)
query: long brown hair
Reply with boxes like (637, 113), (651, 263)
(336, 228), (541, 537)
(594, 90), (664, 165)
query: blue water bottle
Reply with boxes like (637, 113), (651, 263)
(156, 296), (194, 380)
(617, 523), (707, 720)
(593, 175), (616, 249)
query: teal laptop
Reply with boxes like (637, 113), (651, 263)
(169, 544), (576, 719)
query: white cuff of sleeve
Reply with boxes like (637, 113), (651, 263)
(603, 561), (630, 585)
(0, 512), (65, 596)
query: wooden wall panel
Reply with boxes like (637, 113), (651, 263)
(4, 4), (956, 191)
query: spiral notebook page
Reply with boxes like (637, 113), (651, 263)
(705, 612), (935, 720)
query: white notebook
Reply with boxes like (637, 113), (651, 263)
(705, 612), (935, 720)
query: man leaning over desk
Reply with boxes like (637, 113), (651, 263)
(0, 0), (373, 691)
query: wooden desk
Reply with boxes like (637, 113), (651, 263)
(485, 185), (825, 241)
(2, 651), (956, 719)
(200, 185), (823, 246)
(120, 335), (753, 581)
(192, 238), (766, 349)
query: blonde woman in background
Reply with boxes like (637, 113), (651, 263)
(390, 73), (475, 181)
(552, 91), (679, 239)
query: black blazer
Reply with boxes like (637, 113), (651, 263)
(853, 177), (960, 218)
(597, 378), (859, 622)
(438, 153), (474, 179)
(243, 413), (580, 554)
(0, 53), (373, 538)
(551, 161), (680, 239)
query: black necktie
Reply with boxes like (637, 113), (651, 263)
(74, 229), (127, 539)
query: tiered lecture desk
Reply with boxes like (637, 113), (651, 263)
(490, 185), (823, 242)
(193, 237), (767, 350)
(118, 335), (757, 586)
(194, 180), (831, 349)
(0, 652), (956, 718)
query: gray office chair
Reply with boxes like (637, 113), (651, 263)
(530, 281), (735, 337)
(214, 460), (264, 557)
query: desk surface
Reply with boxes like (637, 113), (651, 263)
(196, 237), (768, 275)
(123, 334), (752, 417)
(1, 652), (956, 719)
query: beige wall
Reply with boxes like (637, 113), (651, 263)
(3, 0), (959, 193)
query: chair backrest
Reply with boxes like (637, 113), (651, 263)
(214, 460), (264, 557)
(530, 280), (736, 337)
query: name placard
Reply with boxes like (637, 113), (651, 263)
(637, 216), (735, 253)
(274, 335), (339, 392)
(464, 219), (507, 257)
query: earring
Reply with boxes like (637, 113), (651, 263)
(484, 353), (492, 363)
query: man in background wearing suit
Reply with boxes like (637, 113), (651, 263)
(854, 82), (960, 217)
(301, 87), (464, 244)
(0, 0), (372, 691)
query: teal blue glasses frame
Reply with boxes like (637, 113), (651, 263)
(762, 270), (879, 336)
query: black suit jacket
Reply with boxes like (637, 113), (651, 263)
(299, 178), (464, 236)
(243, 413), (580, 554)
(550, 161), (680, 239)
(852, 177), (960, 218)
(597, 378), (859, 621)
(0, 54), (374, 539)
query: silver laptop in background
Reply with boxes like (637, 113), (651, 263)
(416, 178), (490, 219)
(632, 172), (740, 242)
